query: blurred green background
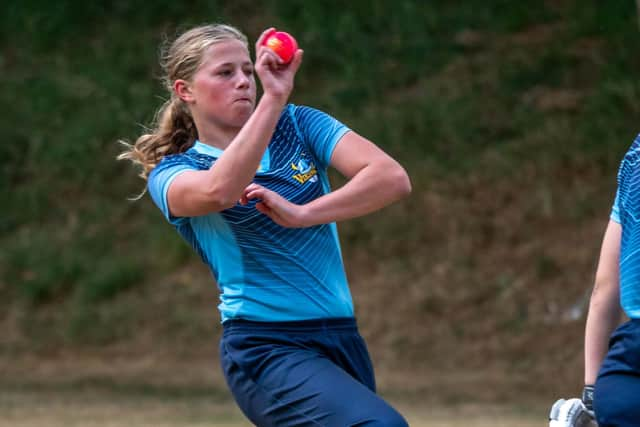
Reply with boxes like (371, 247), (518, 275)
(2, 0), (639, 413)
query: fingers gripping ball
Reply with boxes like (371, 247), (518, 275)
(262, 30), (298, 63)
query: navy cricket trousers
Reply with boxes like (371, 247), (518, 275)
(594, 319), (640, 427)
(220, 317), (408, 427)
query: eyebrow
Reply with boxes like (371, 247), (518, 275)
(213, 60), (253, 67)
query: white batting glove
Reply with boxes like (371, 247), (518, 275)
(549, 398), (597, 427)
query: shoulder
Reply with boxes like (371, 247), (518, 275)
(273, 104), (333, 138)
(616, 134), (640, 208)
(147, 150), (212, 197)
(623, 134), (640, 161)
(282, 104), (348, 136)
(285, 104), (335, 122)
(618, 134), (640, 179)
(149, 149), (211, 179)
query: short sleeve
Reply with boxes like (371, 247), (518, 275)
(290, 105), (350, 169)
(147, 157), (195, 225)
(611, 188), (621, 224)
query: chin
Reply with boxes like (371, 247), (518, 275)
(234, 106), (255, 123)
(229, 113), (252, 128)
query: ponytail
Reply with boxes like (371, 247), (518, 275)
(118, 97), (197, 182)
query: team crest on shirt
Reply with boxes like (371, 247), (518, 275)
(291, 155), (318, 184)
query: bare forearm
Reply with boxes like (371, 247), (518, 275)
(301, 162), (411, 226)
(584, 287), (621, 384)
(584, 220), (622, 384)
(204, 95), (285, 205)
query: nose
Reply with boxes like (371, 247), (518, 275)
(236, 72), (251, 89)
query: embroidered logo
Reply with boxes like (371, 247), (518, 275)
(291, 158), (318, 184)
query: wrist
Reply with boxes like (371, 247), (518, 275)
(582, 384), (595, 410)
(259, 91), (289, 108)
(296, 203), (314, 228)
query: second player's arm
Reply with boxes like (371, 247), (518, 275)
(584, 219), (623, 385)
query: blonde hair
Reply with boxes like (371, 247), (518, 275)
(118, 24), (249, 182)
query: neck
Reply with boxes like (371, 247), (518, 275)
(197, 127), (239, 150)
(192, 115), (242, 150)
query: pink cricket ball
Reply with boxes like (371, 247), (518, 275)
(262, 30), (298, 64)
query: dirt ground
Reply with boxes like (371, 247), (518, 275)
(0, 351), (548, 427)
(0, 387), (544, 427)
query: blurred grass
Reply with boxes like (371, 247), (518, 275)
(1, 0), (639, 362)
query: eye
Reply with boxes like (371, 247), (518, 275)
(217, 69), (233, 77)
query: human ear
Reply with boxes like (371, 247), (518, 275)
(174, 79), (194, 103)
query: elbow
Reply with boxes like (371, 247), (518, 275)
(217, 199), (238, 211)
(592, 272), (617, 296)
(204, 186), (238, 212)
(390, 164), (412, 200)
(400, 169), (412, 198)
(213, 197), (238, 212)
(590, 274), (619, 309)
(168, 176), (240, 217)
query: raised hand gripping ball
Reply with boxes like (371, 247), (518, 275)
(262, 30), (298, 64)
